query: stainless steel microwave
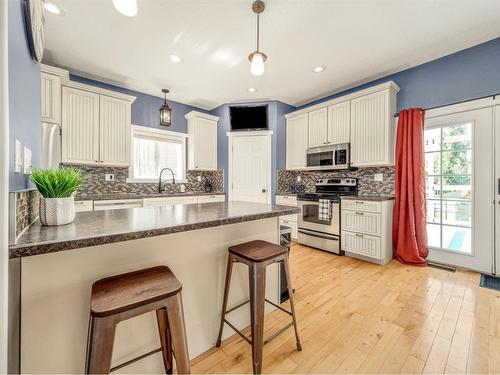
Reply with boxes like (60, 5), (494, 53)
(306, 143), (350, 170)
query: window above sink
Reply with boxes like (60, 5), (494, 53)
(127, 125), (188, 183)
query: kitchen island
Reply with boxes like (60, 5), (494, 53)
(9, 201), (299, 373)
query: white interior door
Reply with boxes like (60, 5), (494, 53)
(229, 133), (271, 203)
(424, 107), (494, 273)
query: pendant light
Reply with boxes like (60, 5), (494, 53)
(159, 89), (172, 126)
(248, 0), (267, 76)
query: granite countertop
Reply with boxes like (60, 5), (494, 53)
(341, 195), (395, 201)
(10, 201), (299, 259)
(75, 192), (225, 201)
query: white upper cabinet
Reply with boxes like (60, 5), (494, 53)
(40, 65), (68, 124)
(61, 87), (100, 165)
(186, 111), (218, 171)
(284, 81), (399, 169)
(99, 95), (131, 166)
(350, 88), (397, 167)
(41, 73), (61, 124)
(307, 108), (328, 147)
(61, 82), (135, 166)
(286, 113), (308, 169)
(327, 101), (350, 144)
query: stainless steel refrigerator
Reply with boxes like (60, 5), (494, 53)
(41, 122), (61, 169)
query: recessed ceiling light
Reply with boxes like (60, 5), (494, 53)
(170, 55), (182, 63)
(44, 2), (62, 15)
(313, 66), (326, 73)
(112, 0), (138, 17)
(248, 87), (257, 93)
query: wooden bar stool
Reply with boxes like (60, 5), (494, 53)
(215, 240), (302, 374)
(85, 266), (190, 374)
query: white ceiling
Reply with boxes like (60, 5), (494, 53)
(43, 0), (500, 110)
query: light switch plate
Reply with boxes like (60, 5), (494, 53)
(374, 173), (384, 182)
(15, 139), (23, 173)
(105, 174), (115, 182)
(23, 147), (32, 174)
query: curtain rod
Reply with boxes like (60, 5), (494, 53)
(393, 93), (499, 118)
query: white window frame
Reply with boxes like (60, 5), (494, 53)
(127, 125), (188, 183)
(424, 121), (475, 256)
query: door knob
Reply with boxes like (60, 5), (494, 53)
(262, 189), (267, 193)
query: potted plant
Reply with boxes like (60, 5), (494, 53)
(30, 167), (86, 226)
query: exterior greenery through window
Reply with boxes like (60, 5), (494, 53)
(130, 126), (187, 181)
(424, 123), (472, 254)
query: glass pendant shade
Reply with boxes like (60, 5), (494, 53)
(249, 51), (266, 76)
(159, 89), (172, 126)
(160, 103), (172, 126)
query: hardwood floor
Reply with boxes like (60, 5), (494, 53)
(191, 244), (500, 374)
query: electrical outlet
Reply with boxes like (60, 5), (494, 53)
(105, 174), (115, 182)
(374, 173), (384, 182)
(297, 176), (302, 182)
(197, 175), (202, 182)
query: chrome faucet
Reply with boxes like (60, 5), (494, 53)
(158, 168), (176, 193)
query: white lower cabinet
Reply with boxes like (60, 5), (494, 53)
(175, 196), (199, 205)
(143, 196), (198, 207)
(142, 197), (171, 207)
(341, 210), (381, 236)
(342, 232), (381, 259)
(276, 195), (298, 240)
(197, 195), (226, 203)
(341, 198), (394, 265)
(281, 219), (298, 239)
(142, 194), (226, 207)
(93, 199), (143, 211)
(84, 194), (226, 210)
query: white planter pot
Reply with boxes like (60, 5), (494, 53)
(39, 196), (76, 226)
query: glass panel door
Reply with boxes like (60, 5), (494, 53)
(424, 107), (494, 273)
(424, 123), (472, 254)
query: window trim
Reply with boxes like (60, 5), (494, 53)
(127, 125), (188, 184)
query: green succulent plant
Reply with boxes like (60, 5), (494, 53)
(30, 167), (86, 198)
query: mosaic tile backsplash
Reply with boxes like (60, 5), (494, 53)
(63, 164), (224, 198)
(13, 189), (40, 239)
(277, 167), (395, 196)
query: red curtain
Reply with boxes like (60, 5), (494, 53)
(392, 108), (428, 266)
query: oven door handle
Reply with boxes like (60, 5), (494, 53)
(298, 228), (339, 241)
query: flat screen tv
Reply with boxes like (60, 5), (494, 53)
(230, 105), (268, 131)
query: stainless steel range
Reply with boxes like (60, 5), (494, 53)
(297, 178), (357, 254)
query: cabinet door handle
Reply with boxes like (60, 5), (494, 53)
(355, 212), (364, 215)
(355, 201), (365, 204)
(355, 233), (364, 238)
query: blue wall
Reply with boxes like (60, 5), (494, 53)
(210, 101), (295, 201)
(8, 0), (41, 191)
(298, 37), (500, 112)
(70, 75), (208, 133)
